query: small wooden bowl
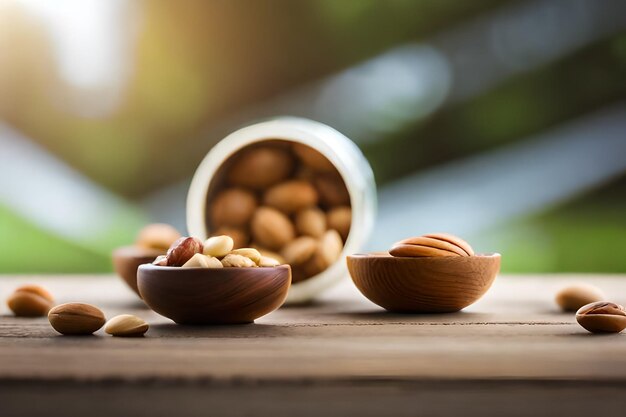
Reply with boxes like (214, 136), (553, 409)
(137, 264), (292, 324)
(112, 246), (164, 297)
(347, 253), (500, 313)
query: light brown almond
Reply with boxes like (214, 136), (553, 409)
(264, 180), (318, 214)
(292, 143), (335, 172)
(555, 284), (606, 312)
(326, 206), (351, 241)
(395, 236), (469, 257)
(211, 188), (257, 228)
(295, 207), (327, 238)
(314, 173), (350, 207)
(281, 237), (318, 266)
(423, 233), (475, 256)
(250, 207), (295, 250)
(227, 146), (294, 189)
(7, 285), (55, 317)
(135, 223), (181, 250)
(576, 301), (626, 333)
(48, 303), (106, 335)
(389, 244), (461, 258)
(105, 314), (149, 337)
(318, 229), (343, 266)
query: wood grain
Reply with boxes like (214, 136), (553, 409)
(1, 273), (626, 416)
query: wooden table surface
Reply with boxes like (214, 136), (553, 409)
(1, 274), (625, 416)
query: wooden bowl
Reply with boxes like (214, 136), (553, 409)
(347, 253), (500, 313)
(137, 264), (292, 324)
(112, 246), (164, 297)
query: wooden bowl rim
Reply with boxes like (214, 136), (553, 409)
(138, 263), (291, 277)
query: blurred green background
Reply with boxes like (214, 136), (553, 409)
(0, 0), (625, 274)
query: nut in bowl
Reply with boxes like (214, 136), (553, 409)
(347, 234), (500, 313)
(137, 235), (291, 324)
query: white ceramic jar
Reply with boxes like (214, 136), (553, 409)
(187, 117), (376, 303)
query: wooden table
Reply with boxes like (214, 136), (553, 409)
(1, 274), (625, 416)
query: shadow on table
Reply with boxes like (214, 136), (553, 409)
(148, 322), (291, 338)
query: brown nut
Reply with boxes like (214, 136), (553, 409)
(211, 188), (257, 228)
(292, 143), (335, 172)
(264, 180), (318, 214)
(390, 233), (473, 258)
(281, 237), (318, 266)
(314, 173), (350, 207)
(318, 229), (343, 266)
(48, 303), (106, 335)
(7, 285), (55, 317)
(212, 227), (249, 249)
(326, 206), (351, 241)
(105, 314), (149, 337)
(221, 253), (257, 268)
(135, 223), (181, 250)
(230, 248), (262, 265)
(295, 207), (326, 238)
(227, 146), (294, 189)
(250, 207), (295, 251)
(555, 284), (606, 312)
(576, 301), (626, 333)
(164, 237), (204, 266)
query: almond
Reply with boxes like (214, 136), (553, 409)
(390, 233), (474, 258)
(576, 302), (626, 333)
(7, 285), (55, 317)
(314, 173), (350, 207)
(251, 207), (295, 250)
(555, 284), (606, 312)
(211, 188), (257, 228)
(292, 143), (335, 172)
(318, 229), (343, 266)
(264, 180), (318, 214)
(326, 206), (351, 241)
(135, 223), (181, 250)
(48, 303), (106, 335)
(165, 237), (204, 266)
(105, 314), (149, 337)
(281, 237), (317, 266)
(295, 207), (326, 238)
(227, 146), (294, 189)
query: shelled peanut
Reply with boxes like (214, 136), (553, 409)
(206, 141), (351, 282)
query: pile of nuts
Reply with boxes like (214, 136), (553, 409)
(389, 233), (474, 258)
(152, 235), (282, 268)
(6, 285), (149, 337)
(206, 141), (351, 282)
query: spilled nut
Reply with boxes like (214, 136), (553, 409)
(48, 303), (106, 335)
(7, 285), (55, 317)
(105, 314), (149, 337)
(555, 284), (606, 312)
(576, 301), (626, 334)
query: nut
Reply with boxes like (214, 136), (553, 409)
(390, 233), (474, 258)
(264, 180), (318, 214)
(164, 237), (204, 266)
(7, 285), (55, 317)
(182, 253), (223, 268)
(48, 303), (106, 335)
(251, 207), (295, 250)
(203, 235), (234, 258)
(152, 255), (168, 266)
(221, 253), (257, 268)
(295, 207), (326, 238)
(318, 229), (343, 266)
(230, 248), (262, 265)
(212, 227), (249, 249)
(555, 284), (606, 312)
(576, 301), (626, 333)
(211, 188), (257, 227)
(227, 147), (294, 189)
(105, 314), (149, 337)
(292, 143), (335, 172)
(314, 173), (350, 207)
(135, 223), (181, 250)
(281, 237), (317, 265)
(259, 256), (281, 267)
(326, 206), (351, 241)
(253, 248), (286, 265)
